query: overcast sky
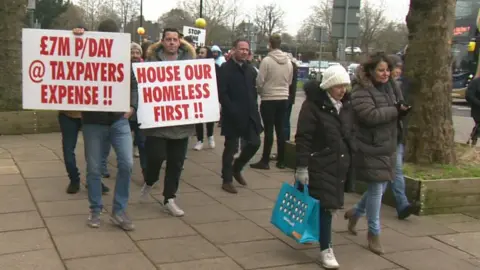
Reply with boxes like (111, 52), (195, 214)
(142, 0), (410, 35)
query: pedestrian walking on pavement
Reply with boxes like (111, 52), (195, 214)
(219, 38), (263, 194)
(128, 42), (147, 176)
(344, 52), (410, 255)
(466, 76), (480, 145)
(139, 28), (196, 217)
(193, 46), (220, 151)
(76, 20), (138, 231)
(250, 34), (293, 170)
(62, 26), (110, 195)
(295, 67), (355, 269)
(386, 54), (413, 219)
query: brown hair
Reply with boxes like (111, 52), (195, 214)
(269, 34), (282, 49)
(97, 19), (119, 32)
(362, 52), (393, 79)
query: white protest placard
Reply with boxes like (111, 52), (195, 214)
(22, 29), (131, 112)
(182, 26), (206, 47)
(132, 59), (220, 129)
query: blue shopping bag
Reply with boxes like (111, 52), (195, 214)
(270, 181), (320, 244)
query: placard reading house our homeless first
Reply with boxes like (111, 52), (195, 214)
(132, 58), (220, 129)
(22, 29), (131, 112)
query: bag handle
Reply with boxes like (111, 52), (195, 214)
(294, 180), (310, 196)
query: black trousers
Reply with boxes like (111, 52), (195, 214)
(319, 207), (333, 251)
(222, 122), (261, 183)
(195, 122), (214, 142)
(144, 136), (188, 203)
(260, 100), (288, 163)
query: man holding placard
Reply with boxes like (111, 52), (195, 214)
(75, 20), (138, 231)
(138, 28), (197, 217)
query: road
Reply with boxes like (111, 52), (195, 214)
(292, 91), (475, 143)
(295, 91), (471, 117)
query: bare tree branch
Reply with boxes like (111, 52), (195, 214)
(77, 0), (104, 30)
(359, 0), (387, 53)
(253, 3), (285, 37)
(116, 0), (140, 29)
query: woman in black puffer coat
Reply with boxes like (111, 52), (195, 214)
(295, 64), (355, 269)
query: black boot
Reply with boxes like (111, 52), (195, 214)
(66, 182), (80, 194)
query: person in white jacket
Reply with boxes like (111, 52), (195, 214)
(250, 34), (293, 170)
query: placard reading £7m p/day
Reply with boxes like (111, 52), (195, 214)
(132, 59), (220, 129)
(22, 29), (131, 112)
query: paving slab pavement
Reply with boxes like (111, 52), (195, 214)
(0, 131), (479, 269)
(0, 91), (478, 269)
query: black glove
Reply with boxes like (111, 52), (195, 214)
(395, 101), (411, 117)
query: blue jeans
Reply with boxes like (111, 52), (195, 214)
(354, 181), (388, 235)
(130, 120), (147, 170)
(101, 142), (111, 175)
(58, 114), (81, 183)
(384, 144), (410, 214)
(83, 118), (133, 214)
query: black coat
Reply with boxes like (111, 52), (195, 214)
(466, 77), (480, 121)
(218, 59), (263, 137)
(295, 87), (355, 209)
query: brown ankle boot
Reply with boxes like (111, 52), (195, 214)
(344, 208), (359, 235)
(367, 231), (384, 255)
(222, 183), (238, 194)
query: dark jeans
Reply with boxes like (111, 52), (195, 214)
(222, 123), (261, 183)
(144, 136), (188, 203)
(319, 207), (333, 251)
(284, 102), (293, 141)
(58, 114), (82, 184)
(260, 100), (288, 163)
(195, 122), (214, 142)
(129, 120), (147, 170)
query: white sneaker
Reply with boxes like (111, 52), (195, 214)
(134, 147), (140, 158)
(165, 198), (185, 217)
(140, 184), (153, 202)
(320, 248), (339, 269)
(208, 136), (215, 148)
(193, 141), (203, 151)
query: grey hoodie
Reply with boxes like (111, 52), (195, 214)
(256, 49), (293, 101)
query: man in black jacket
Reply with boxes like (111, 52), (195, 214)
(219, 39), (263, 194)
(78, 19), (138, 231)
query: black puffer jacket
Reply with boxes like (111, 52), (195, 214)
(295, 81), (355, 209)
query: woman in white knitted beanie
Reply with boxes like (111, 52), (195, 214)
(294, 65), (354, 269)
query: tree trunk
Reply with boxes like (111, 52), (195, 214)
(404, 0), (456, 164)
(0, 0), (24, 111)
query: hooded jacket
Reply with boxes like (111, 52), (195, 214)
(256, 49), (293, 101)
(351, 65), (402, 183)
(142, 39), (196, 139)
(211, 45), (226, 66)
(295, 80), (355, 208)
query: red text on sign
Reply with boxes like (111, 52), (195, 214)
(50, 61), (124, 82)
(40, 36), (70, 56)
(142, 83), (210, 103)
(153, 104), (190, 122)
(135, 63), (213, 84)
(184, 64), (212, 80)
(40, 84), (99, 105)
(136, 65), (181, 83)
(75, 38), (113, 58)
